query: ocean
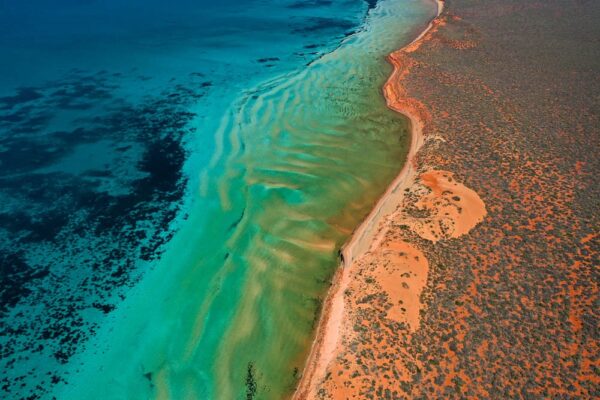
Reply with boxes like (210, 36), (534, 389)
(0, 0), (436, 398)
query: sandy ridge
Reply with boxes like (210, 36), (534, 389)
(341, 0), (445, 267)
(293, 1), (445, 398)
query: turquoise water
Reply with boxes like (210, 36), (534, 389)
(0, 0), (436, 399)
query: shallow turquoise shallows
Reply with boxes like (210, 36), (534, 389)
(0, 0), (436, 399)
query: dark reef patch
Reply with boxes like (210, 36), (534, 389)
(0, 88), (43, 110)
(245, 362), (258, 400)
(286, 0), (333, 9)
(0, 69), (209, 400)
(257, 57), (280, 63)
(363, 0), (379, 11)
(0, 251), (49, 315)
(303, 43), (321, 49)
(292, 17), (356, 36)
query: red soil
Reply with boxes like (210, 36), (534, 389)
(297, 0), (600, 398)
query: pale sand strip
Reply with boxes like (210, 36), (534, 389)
(293, 1), (444, 398)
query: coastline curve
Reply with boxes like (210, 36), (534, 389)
(293, 1), (445, 398)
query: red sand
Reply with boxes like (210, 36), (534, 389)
(296, 0), (600, 397)
(294, 1), (485, 398)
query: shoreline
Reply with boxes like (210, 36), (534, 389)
(293, 1), (444, 398)
(295, 0), (600, 396)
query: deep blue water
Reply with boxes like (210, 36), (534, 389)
(0, 1), (372, 398)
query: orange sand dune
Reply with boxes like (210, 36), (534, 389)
(405, 170), (486, 242)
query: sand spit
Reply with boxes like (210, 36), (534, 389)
(298, 0), (600, 397)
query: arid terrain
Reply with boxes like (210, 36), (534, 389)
(296, 0), (599, 398)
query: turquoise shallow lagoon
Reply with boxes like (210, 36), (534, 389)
(0, 0), (436, 398)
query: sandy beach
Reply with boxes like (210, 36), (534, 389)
(294, 1), (451, 398)
(295, 0), (599, 397)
